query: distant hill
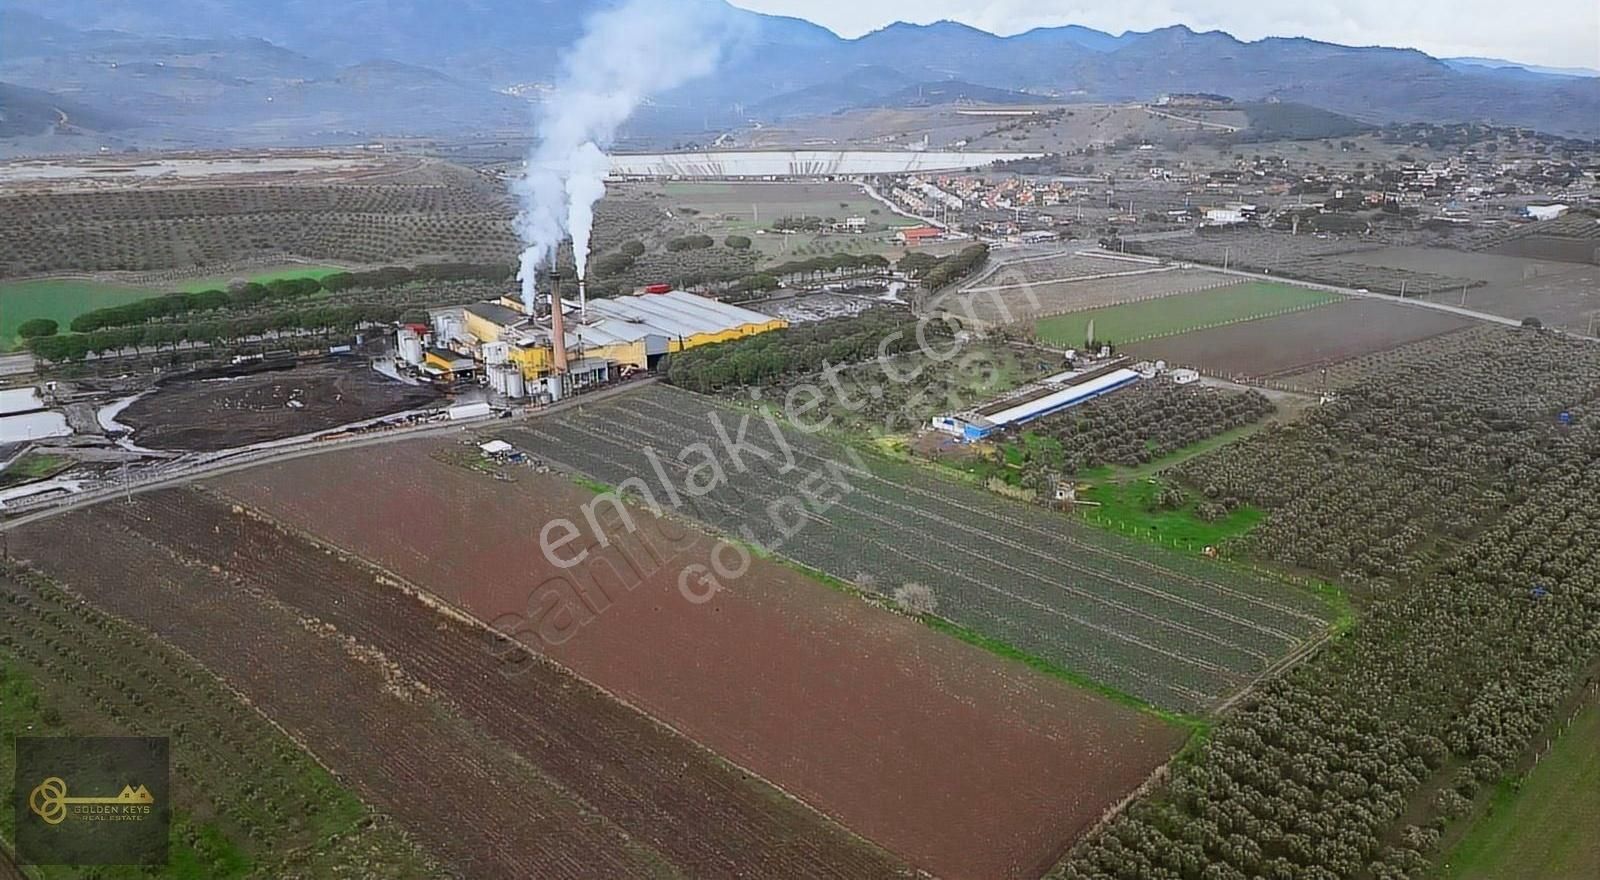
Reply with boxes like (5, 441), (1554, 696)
(2, 2), (1596, 149)
(1236, 102), (1373, 140)
(0, 82), (133, 137)
(1445, 57), (1599, 79)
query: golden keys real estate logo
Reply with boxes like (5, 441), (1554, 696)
(28, 776), (157, 826)
(14, 737), (169, 866)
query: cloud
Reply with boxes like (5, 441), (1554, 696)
(727, 0), (1600, 70)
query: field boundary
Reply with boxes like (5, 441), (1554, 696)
(199, 483), (910, 871)
(1035, 285), (1345, 347)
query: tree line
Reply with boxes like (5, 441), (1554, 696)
(664, 309), (949, 393)
(30, 303), (405, 362)
(69, 262), (513, 333)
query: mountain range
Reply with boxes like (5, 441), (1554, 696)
(2, 0), (1596, 153)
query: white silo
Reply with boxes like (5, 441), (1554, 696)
(397, 328), (425, 366)
(504, 367), (527, 399)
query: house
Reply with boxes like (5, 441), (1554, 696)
(897, 226), (944, 246)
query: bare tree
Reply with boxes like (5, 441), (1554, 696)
(893, 582), (937, 616)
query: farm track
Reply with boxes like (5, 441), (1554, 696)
(8, 494), (911, 880)
(510, 385), (1333, 713)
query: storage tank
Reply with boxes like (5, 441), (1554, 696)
(503, 367), (527, 399)
(482, 342), (511, 366)
(397, 328), (425, 366)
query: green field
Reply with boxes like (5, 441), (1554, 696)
(1439, 701), (1600, 879)
(174, 264), (345, 293)
(0, 279), (156, 350)
(0, 266), (345, 351)
(1034, 282), (1341, 348)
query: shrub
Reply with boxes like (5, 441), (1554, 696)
(16, 318), (58, 339)
(666, 234), (714, 252)
(724, 235), (752, 250)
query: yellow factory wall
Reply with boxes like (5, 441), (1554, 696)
(667, 319), (788, 352)
(463, 311), (507, 344)
(509, 345), (554, 379)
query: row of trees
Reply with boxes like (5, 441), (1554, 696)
(70, 262), (514, 333)
(901, 243), (990, 290)
(1058, 328), (1600, 880)
(29, 303), (404, 362)
(664, 309), (946, 393)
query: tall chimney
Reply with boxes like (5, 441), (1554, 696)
(578, 278), (588, 324)
(548, 271), (569, 374)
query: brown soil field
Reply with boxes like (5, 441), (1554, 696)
(120, 362), (442, 450)
(9, 489), (909, 879)
(212, 441), (1186, 880)
(1340, 246), (1600, 332)
(1126, 299), (1475, 380)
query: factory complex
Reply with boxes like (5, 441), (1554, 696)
(396, 286), (786, 402)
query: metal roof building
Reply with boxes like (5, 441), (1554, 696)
(934, 367), (1142, 441)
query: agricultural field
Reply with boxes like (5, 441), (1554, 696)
(0, 563), (443, 880)
(637, 180), (920, 265)
(1438, 699), (1600, 880)
(963, 251), (1151, 288)
(935, 268), (1230, 326)
(215, 442), (1183, 880)
(1058, 324), (1600, 880)
(1177, 325), (1600, 590)
(1336, 246), (1600, 332)
(1464, 212), (1600, 264)
(117, 362), (443, 451)
(0, 279), (154, 351)
(1128, 298), (1476, 381)
(1002, 380), (1277, 478)
(0, 161), (518, 278)
(740, 342), (1056, 436)
(1134, 231), (1483, 296)
(1034, 281), (1342, 348)
(9, 489), (911, 880)
(509, 384), (1336, 714)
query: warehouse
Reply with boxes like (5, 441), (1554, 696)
(424, 289), (786, 398)
(934, 364), (1142, 441)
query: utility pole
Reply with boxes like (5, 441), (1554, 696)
(1399, 280), (1407, 299)
(1460, 284), (1468, 307)
(1223, 246), (1231, 272)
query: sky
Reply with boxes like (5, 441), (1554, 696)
(728, 0), (1600, 71)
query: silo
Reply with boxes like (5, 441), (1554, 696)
(504, 367), (527, 399)
(397, 328), (425, 366)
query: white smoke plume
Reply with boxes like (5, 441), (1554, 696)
(512, 0), (739, 311)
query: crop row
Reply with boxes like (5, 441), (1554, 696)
(513, 385), (1332, 713)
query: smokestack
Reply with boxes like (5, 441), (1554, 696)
(548, 271), (569, 374)
(578, 278), (588, 324)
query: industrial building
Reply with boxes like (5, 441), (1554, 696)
(933, 361), (1141, 441)
(400, 286), (786, 402)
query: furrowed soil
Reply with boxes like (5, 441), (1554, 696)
(1126, 299), (1477, 380)
(8, 491), (909, 880)
(213, 442), (1186, 880)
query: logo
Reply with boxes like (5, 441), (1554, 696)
(28, 777), (157, 826)
(13, 737), (169, 866)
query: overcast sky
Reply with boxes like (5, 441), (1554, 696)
(728, 1), (1600, 71)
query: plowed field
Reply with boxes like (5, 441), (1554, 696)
(9, 491), (911, 880)
(214, 442), (1186, 880)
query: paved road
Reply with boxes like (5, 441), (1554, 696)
(0, 379), (656, 532)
